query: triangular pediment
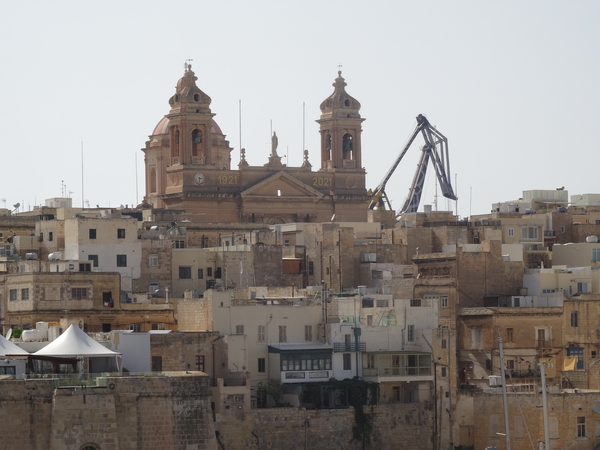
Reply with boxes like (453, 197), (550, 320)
(241, 171), (325, 200)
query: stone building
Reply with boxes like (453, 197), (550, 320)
(141, 66), (369, 224)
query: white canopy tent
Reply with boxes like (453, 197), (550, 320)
(33, 324), (122, 373)
(0, 334), (30, 356)
(0, 334), (29, 378)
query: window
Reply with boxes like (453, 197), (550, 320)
(117, 228), (126, 239)
(88, 255), (98, 267)
(102, 292), (113, 308)
(116, 254), (127, 267)
(173, 240), (185, 249)
(441, 367), (447, 377)
(407, 325), (415, 342)
(258, 358), (266, 373)
(39, 232), (43, 241)
(9, 289), (17, 301)
(149, 254), (158, 267)
(593, 351), (598, 359)
(343, 353), (352, 371)
(392, 386), (400, 402)
(577, 416), (586, 438)
(308, 261), (314, 275)
(571, 311), (579, 327)
(102, 323), (112, 332)
(79, 262), (91, 272)
(198, 268), (204, 279)
(441, 339), (447, 349)
(49, 231), (53, 241)
(257, 325), (265, 342)
(521, 227), (538, 239)
(577, 282), (589, 293)
(179, 266), (192, 279)
(567, 347), (584, 370)
(196, 355), (205, 372)
(506, 327), (514, 342)
(561, 226), (565, 233)
(207, 267), (213, 277)
(367, 315), (373, 326)
(129, 323), (141, 332)
(151, 356), (162, 372)
(305, 325), (312, 341)
(508, 228), (514, 237)
(593, 249), (600, 262)
(71, 288), (88, 299)
(506, 358), (515, 370)
(441, 296), (448, 308)
(410, 298), (422, 307)
(280, 353), (331, 372)
(236, 325), (245, 335)
(362, 298), (374, 308)
(376, 299), (389, 308)
(21, 288), (29, 300)
(215, 267), (222, 278)
(89, 229), (97, 239)
(284, 240), (289, 246)
(279, 325), (287, 343)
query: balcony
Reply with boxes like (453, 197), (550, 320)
(280, 370), (332, 384)
(333, 342), (366, 352)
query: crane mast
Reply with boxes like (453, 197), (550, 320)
(368, 114), (457, 214)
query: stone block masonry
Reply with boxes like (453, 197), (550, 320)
(214, 403), (433, 450)
(0, 372), (217, 450)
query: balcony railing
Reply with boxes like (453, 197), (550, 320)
(333, 342), (366, 352)
(362, 366), (432, 378)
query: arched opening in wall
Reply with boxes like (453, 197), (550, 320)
(191, 129), (202, 157)
(80, 444), (100, 450)
(150, 167), (157, 193)
(194, 93), (199, 101)
(342, 134), (353, 160)
(268, 216), (287, 225)
(172, 127), (180, 157)
(325, 134), (332, 160)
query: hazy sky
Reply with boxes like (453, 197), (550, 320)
(1, 1), (599, 219)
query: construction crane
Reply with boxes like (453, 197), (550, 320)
(368, 114), (458, 214)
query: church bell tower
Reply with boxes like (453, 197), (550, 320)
(316, 71), (365, 173)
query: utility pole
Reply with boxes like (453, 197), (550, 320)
(539, 362), (551, 450)
(498, 337), (511, 450)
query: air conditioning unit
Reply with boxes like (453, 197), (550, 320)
(489, 376), (503, 386)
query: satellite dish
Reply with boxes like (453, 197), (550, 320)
(13, 203), (20, 209)
(5, 329), (12, 340)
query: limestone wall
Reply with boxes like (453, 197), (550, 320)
(0, 373), (217, 450)
(214, 403), (433, 450)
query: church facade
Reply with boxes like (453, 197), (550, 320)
(141, 66), (369, 224)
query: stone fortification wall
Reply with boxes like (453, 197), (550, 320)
(214, 403), (433, 450)
(0, 373), (217, 450)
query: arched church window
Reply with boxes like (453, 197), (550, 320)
(172, 128), (180, 157)
(150, 167), (157, 193)
(191, 129), (202, 156)
(344, 99), (350, 107)
(342, 133), (353, 160)
(194, 93), (199, 101)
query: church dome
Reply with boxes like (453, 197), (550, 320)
(151, 117), (224, 137)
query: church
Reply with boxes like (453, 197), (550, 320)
(141, 66), (370, 224)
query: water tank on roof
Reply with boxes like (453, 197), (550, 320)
(586, 235), (598, 243)
(22, 329), (43, 342)
(25, 252), (38, 260)
(48, 252), (62, 260)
